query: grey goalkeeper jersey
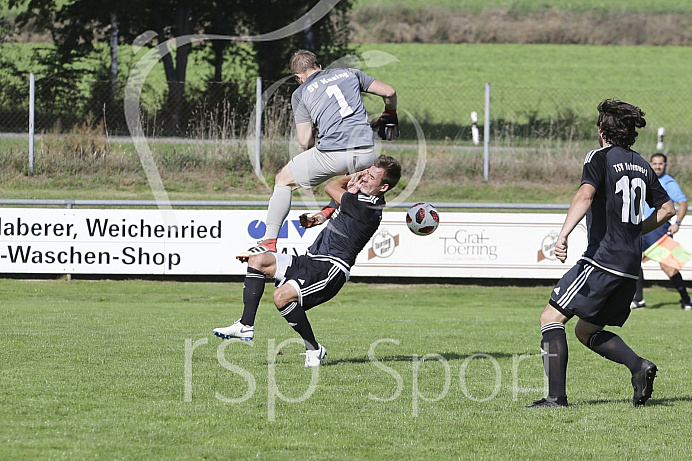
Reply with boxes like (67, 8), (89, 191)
(291, 68), (376, 151)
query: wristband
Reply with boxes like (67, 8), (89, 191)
(383, 108), (397, 116)
(321, 205), (336, 219)
(676, 221), (683, 225)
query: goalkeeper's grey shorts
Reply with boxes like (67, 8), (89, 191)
(288, 146), (375, 189)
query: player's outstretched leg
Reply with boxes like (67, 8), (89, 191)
(239, 266), (266, 327)
(213, 267), (265, 340)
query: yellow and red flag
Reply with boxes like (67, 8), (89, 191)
(643, 234), (692, 271)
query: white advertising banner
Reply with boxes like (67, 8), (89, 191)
(0, 208), (687, 280)
(355, 212), (589, 279)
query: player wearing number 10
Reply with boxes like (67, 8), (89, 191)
(237, 49), (398, 260)
(528, 99), (675, 408)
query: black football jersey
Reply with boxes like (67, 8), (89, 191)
(307, 191), (384, 271)
(580, 145), (670, 278)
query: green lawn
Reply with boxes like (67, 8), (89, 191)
(1, 279), (691, 459)
(358, 43), (692, 90)
(358, 43), (692, 137)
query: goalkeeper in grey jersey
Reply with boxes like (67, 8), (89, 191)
(237, 49), (398, 261)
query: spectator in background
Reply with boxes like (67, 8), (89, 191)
(631, 153), (692, 310)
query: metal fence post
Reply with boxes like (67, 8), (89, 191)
(483, 82), (491, 182)
(29, 73), (35, 174)
(255, 77), (262, 176)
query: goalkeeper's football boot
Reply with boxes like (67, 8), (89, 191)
(303, 343), (327, 367)
(236, 238), (277, 262)
(631, 359), (657, 407)
(213, 319), (254, 341)
(526, 396), (568, 408)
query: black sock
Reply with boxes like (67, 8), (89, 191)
(669, 272), (690, 303)
(541, 322), (568, 398)
(588, 330), (640, 373)
(240, 267), (265, 326)
(278, 302), (318, 350)
(634, 268), (644, 302)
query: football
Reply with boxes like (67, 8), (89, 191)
(406, 202), (439, 236)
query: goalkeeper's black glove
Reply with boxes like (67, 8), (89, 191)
(371, 109), (399, 141)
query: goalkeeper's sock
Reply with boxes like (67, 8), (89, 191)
(668, 272), (691, 303)
(540, 322), (568, 398)
(264, 185), (292, 240)
(240, 267), (265, 326)
(278, 302), (318, 350)
(588, 330), (640, 372)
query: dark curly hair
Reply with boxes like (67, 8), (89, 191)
(596, 99), (646, 149)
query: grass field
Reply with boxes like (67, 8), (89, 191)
(357, 43), (692, 138)
(2, 279), (692, 459)
(358, 43), (692, 90)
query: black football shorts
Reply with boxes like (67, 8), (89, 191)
(276, 254), (347, 310)
(548, 260), (636, 327)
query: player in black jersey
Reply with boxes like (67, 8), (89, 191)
(214, 155), (402, 367)
(528, 99), (675, 408)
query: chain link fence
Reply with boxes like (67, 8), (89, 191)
(2, 75), (691, 154)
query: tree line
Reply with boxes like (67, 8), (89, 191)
(1, 0), (354, 134)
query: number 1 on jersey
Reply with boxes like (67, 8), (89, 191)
(326, 84), (354, 118)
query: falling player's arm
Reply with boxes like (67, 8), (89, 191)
(555, 183), (596, 262)
(642, 200), (675, 235)
(325, 174), (354, 206)
(300, 171), (366, 228)
(296, 122), (315, 151)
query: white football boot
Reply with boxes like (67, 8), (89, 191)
(304, 343), (327, 367)
(213, 319), (254, 341)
